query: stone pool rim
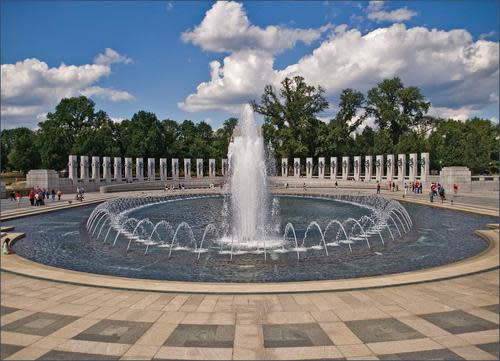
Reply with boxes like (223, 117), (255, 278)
(1, 191), (498, 294)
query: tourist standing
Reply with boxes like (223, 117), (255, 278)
(15, 191), (21, 208)
(28, 189), (35, 206)
(57, 190), (62, 201)
(335, 181), (338, 189)
(376, 182), (380, 194)
(453, 183), (458, 195)
(10, 191), (16, 201)
(51, 189), (56, 201)
(404, 183), (408, 197)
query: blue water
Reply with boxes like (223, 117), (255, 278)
(4, 195), (497, 282)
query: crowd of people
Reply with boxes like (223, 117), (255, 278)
(10, 188), (63, 207)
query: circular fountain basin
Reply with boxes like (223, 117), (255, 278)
(6, 194), (497, 284)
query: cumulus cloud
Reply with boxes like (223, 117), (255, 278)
(180, 9), (499, 124)
(1, 49), (134, 128)
(181, 1), (330, 54)
(367, 1), (417, 23)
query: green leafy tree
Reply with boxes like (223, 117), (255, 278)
(3, 128), (39, 172)
(252, 76), (329, 159)
(1, 127), (38, 171)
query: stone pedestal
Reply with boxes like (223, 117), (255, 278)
(136, 158), (144, 181)
(184, 159), (191, 179)
(376, 155), (384, 181)
(397, 154), (406, 183)
(124, 158), (133, 182)
(196, 159), (203, 178)
(440, 167), (471, 193)
(102, 157), (112, 182)
(306, 157), (313, 179)
(420, 152), (430, 182)
(148, 158), (155, 181)
(209, 159), (216, 178)
(330, 157), (337, 180)
(408, 153), (418, 182)
(342, 156), (350, 180)
(80, 156), (89, 181)
(353, 156), (361, 181)
(68, 155), (78, 180)
(318, 157), (325, 179)
(160, 158), (167, 181)
(222, 159), (228, 177)
(293, 158), (301, 177)
(281, 158), (288, 177)
(386, 155), (395, 181)
(91, 156), (101, 182)
(365, 156), (372, 181)
(114, 157), (122, 181)
(172, 159), (179, 179)
(27, 170), (60, 190)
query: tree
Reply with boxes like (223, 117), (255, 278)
(252, 76), (329, 159)
(1, 128), (38, 172)
(366, 77), (430, 143)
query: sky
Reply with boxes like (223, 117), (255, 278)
(1, 0), (499, 130)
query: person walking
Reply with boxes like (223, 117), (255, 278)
(10, 191), (16, 201)
(57, 190), (62, 201)
(453, 183), (458, 195)
(51, 189), (56, 201)
(376, 182), (381, 194)
(15, 191), (21, 208)
(28, 189), (35, 206)
(404, 182), (408, 197)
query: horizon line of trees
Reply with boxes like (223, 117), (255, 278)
(1, 76), (498, 175)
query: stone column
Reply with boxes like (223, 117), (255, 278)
(184, 159), (191, 179)
(397, 154), (406, 183)
(196, 159), (203, 178)
(306, 157), (313, 179)
(353, 156), (361, 181)
(91, 156), (100, 182)
(365, 156), (373, 181)
(172, 159), (179, 179)
(420, 152), (429, 182)
(293, 158), (301, 177)
(318, 157), (325, 179)
(148, 158), (155, 181)
(209, 159), (216, 178)
(136, 158), (144, 181)
(124, 157), (133, 182)
(342, 156), (350, 180)
(114, 157), (122, 182)
(160, 158), (167, 181)
(222, 159), (228, 176)
(386, 154), (394, 181)
(281, 158), (288, 177)
(68, 155), (78, 180)
(408, 153), (418, 182)
(80, 156), (89, 181)
(102, 157), (112, 182)
(375, 155), (384, 181)
(330, 157), (337, 180)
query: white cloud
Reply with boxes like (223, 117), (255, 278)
(480, 30), (496, 40)
(428, 106), (478, 121)
(1, 49), (134, 128)
(180, 9), (499, 123)
(181, 1), (330, 54)
(93, 48), (132, 66)
(367, 1), (416, 23)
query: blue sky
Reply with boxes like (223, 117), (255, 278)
(1, 1), (499, 129)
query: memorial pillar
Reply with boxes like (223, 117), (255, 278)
(102, 157), (112, 182)
(306, 157), (313, 179)
(375, 155), (384, 181)
(365, 156), (373, 181)
(386, 154), (394, 181)
(172, 158), (179, 179)
(420, 152), (430, 182)
(330, 157), (337, 180)
(293, 158), (300, 177)
(397, 154), (406, 183)
(409, 153), (418, 182)
(114, 157), (122, 182)
(68, 155), (78, 181)
(196, 159), (203, 178)
(318, 157), (325, 179)
(184, 159), (191, 179)
(124, 157), (133, 182)
(136, 158), (144, 181)
(222, 159), (228, 177)
(91, 156), (100, 182)
(353, 156), (361, 181)
(160, 158), (167, 181)
(342, 156), (350, 180)
(80, 156), (89, 182)
(148, 158), (155, 181)
(209, 159), (216, 178)
(281, 158), (288, 177)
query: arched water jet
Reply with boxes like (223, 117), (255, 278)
(345, 218), (370, 248)
(324, 220), (352, 252)
(360, 216), (384, 245)
(302, 221), (329, 256)
(168, 222), (196, 257)
(197, 224), (218, 259)
(283, 223), (299, 259)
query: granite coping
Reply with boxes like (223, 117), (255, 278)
(0, 229), (497, 294)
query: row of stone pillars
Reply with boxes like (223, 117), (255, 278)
(68, 156), (228, 182)
(281, 153), (430, 182)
